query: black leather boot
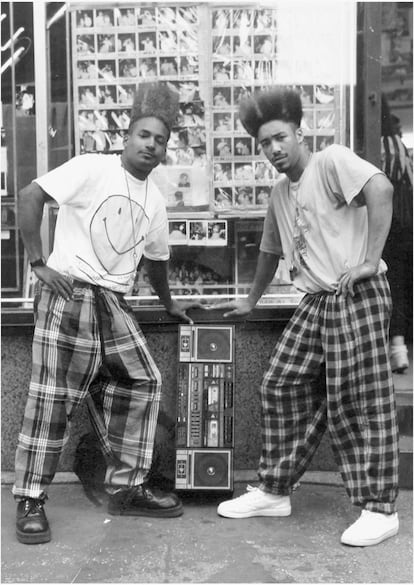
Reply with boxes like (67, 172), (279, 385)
(108, 483), (183, 517)
(16, 498), (51, 544)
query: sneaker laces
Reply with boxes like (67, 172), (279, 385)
(244, 484), (296, 496)
(235, 485), (267, 501)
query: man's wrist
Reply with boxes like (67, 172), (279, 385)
(246, 295), (258, 309)
(163, 298), (174, 312)
(30, 257), (46, 269)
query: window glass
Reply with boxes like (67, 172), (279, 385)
(1, 1), (355, 307)
(1, 2), (35, 295)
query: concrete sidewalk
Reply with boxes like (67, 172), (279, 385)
(1, 482), (412, 584)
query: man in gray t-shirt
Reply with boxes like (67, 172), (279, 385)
(213, 86), (398, 548)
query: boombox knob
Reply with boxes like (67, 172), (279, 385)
(207, 466), (216, 476)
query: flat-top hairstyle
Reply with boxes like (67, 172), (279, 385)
(129, 81), (180, 134)
(239, 87), (303, 138)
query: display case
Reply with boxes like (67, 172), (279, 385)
(67, 1), (355, 308)
(2, 1), (354, 308)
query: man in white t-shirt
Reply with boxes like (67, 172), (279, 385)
(213, 87), (399, 547)
(14, 83), (202, 544)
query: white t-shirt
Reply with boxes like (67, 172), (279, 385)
(260, 144), (387, 294)
(35, 154), (169, 293)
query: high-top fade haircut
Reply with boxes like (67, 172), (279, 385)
(239, 87), (303, 138)
(129, 81), (180, 136)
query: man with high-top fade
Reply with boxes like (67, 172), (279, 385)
(14, 83), (202, 544)
(213, 87), (399, 547)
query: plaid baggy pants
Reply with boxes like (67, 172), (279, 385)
(259, 274), (399, 514)
(13, 281), (162, 500)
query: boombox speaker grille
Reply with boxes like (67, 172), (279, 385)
(195, 327), (232, 362)
(193, 450), (231, 489)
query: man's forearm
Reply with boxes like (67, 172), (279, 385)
(363, 175), (393, 269)
(144, 258), (173, 309)
(18, 184), (48, 261)
(247, 251), (280, 306)
(365, 207), (392, 269)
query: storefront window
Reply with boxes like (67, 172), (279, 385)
(47, 2), (72, 171)
(381, 2), (413, 148)
(1, 1), (356, 309)
(68, 1), (354, 307)
(1, 2), (35, 295)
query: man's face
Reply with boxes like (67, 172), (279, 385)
(257, 120), (303, 175)
(122, 117), (169, 177)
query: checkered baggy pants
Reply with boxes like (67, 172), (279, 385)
(259, 274), (399, 514)
(13, 281), (162, 500)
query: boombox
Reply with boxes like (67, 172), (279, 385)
(175, 325), (235, 491)
(179, 324), (234, 363)
(175, 449), (233, 491)
(176, 361), (234, 449)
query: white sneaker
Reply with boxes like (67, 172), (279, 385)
(390, 344), (409, 373)
(217, 485), (291, 519)
(341, 510), (399, 547)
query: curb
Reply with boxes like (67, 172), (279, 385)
(1, 469), (344, 487)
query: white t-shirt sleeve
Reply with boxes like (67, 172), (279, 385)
(259, 197), (283, 256)
(324, 144), (384, 206)
(34, 154), (99, 207)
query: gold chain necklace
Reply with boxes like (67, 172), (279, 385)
(123, 167), (148, 265)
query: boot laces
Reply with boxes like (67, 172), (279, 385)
(23, 498), (44, 516)
(120, 483), (150, 504)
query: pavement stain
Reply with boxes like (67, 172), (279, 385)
(292, 562), (315, 572)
